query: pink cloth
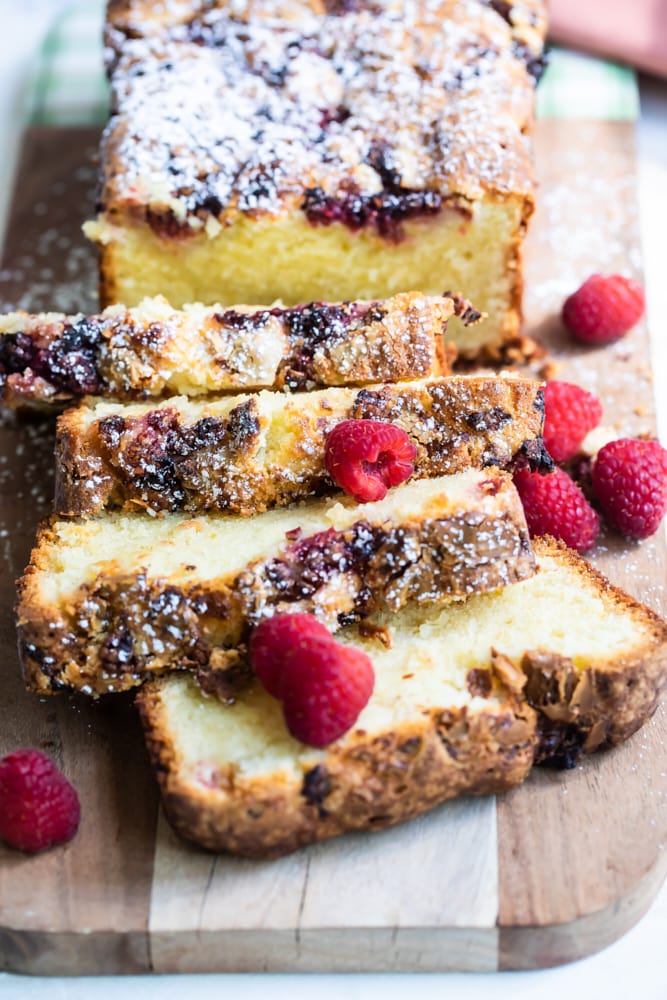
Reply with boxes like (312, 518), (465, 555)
(549, 0), (667, 78)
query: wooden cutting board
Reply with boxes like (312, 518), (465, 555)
(0, 121), (665, 976)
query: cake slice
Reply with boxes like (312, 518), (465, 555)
(136, 538), (667, 857)
(17, 470), (534, 696)
(0, 291), (467, 408)
(54, 374), (546, 516)
(89, 0), (545, 353)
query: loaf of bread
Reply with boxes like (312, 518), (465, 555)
(87, 0), (546, 354)
(136, 538), (667, 857)
(17, 469), (534, 695)
(0, 292), (470, 408)
(54, 374), (547, 516)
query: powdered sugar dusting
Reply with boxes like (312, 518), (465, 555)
(100, 0), (540, 233)
(0, 151), (98, 314)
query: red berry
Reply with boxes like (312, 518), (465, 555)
(280, 636), (374, 748)
(249, 613), (331, 698)
(513, 466), (599, 552)
(542, 380), (603, 463)
(592, 438), (667, 539)
(0, 749), (80, 853)
(562, 274), (645, 344)
(325, 419), (416, 503)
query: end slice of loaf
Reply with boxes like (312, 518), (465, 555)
(0, 292), (475, 407)
(54, 374), (546, 516)
(137, 538), (667, 857)
(17, 469), (533, 696)
(95, 1), (542, 352)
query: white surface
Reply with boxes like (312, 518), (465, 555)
(0, 3), (665, 996)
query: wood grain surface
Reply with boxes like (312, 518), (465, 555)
(499, 119), (667, 968)
(0, 121), (664, 975)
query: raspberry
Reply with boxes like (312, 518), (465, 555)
(249, 613), (331, 698)
(250, 614), (375, 747)
(542, 380), (603, 463)
(592, 438), (667, 539)
(513, 466), (599, 552)
(562, 274), (645, 345)
(325, 419), (416, 503)
(0, 749), (80, 853)
(280, 636), (374, 748)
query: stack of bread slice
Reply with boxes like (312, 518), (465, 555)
(7, 292), (667, 857)
(138, 539), (667, 856)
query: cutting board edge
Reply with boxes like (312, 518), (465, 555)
(498, 847), (667, 970)
(0, 855), (664, 975)
(146, 925), (500, 974)
(0, 927), (152, 977)
(0, 923), (498, 975)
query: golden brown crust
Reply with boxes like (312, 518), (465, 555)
(53, 375), (546, 517)
(0, 292), (461, 408)
(134, 538), (667, 856)
(525, 538), (667, 763)
(136, 684), (537, 857)
(525, 644), (667, 764)
(17, 474), (534, 695)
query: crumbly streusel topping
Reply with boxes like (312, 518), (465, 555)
(100, 0), (544, 238)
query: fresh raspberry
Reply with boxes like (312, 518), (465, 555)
(562, 274), (645, 344)
(0, 749), (80, 853)
(542, 380), (603, 463)
(592, 438), (667, 539)
(249, 613), (331, 698)
(325, 419), (416, 503)
(280, 635), (374, 748)
(513, 466), (599, 552)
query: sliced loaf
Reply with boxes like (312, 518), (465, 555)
(137, 538), (667, 857)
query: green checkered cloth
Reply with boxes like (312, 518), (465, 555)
(537, 47), (639, 119)
(27, 1), (640, 125)
(29, 1), (108, 126)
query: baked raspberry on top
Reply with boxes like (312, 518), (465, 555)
(592, 438), (667, 540)
(542, 381), (603, 463)
(562, 274), (645, 345)
(325, 419), (416, 503)
(249, 613), (374, 748)
(0, 749), (80, 853)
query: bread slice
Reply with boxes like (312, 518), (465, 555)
(54, 374), (547, 517)
(0, 292), (472, 408)
(17, 469), (534, 696)
(136, 538), (667, 857)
